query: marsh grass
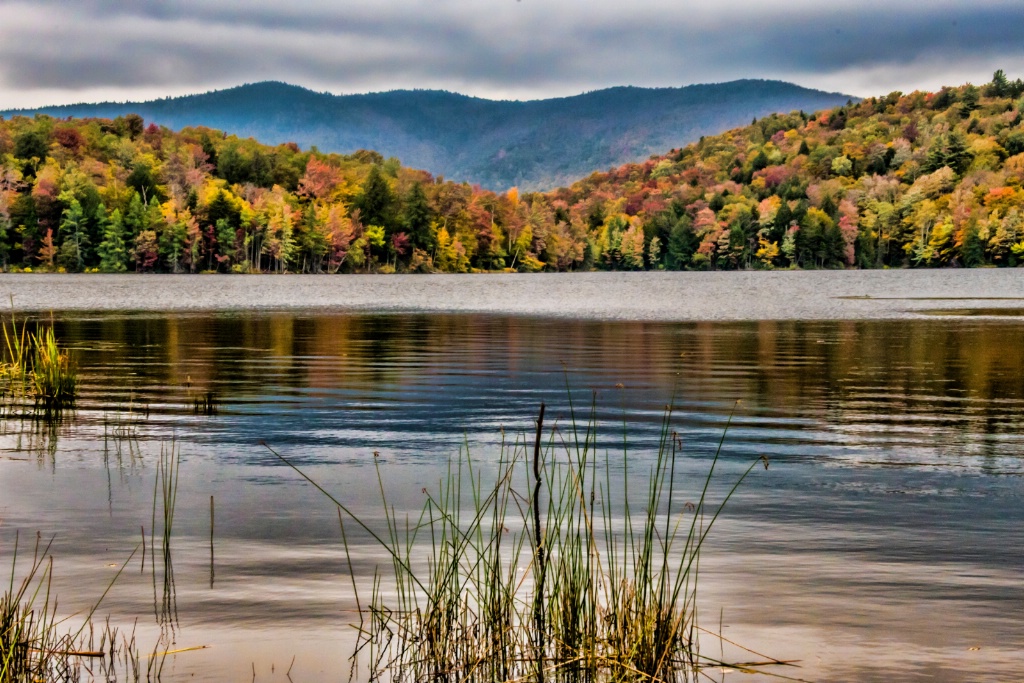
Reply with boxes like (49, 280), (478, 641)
(269, 398), (778, 683)
(1, 534), (142, 683)
(1, 315), (77, 417)
(28, 328), (77, 413)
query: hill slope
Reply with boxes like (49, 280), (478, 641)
(2, 80), (852, 190)
(3, 76), (1021, 275)
(546, 76), (1024, 270)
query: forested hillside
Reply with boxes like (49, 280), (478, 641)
(0, 73), (1022, 274)
(1, 80), (851, 190)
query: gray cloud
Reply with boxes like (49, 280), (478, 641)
(1, 0), (1023, 107)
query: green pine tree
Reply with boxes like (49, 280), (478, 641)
(922, 135), (948, 174)
(402, 182), (434, 251)
(960, 85), (979, 118)
(666, 215), (696, 269)
(987, 69), (1010, 98)
(355, 165), (397, 234)
(98, 207), (128, 272)
(215, 218), (237, 269)
(945, 131), (973, 174)
(58, 193), (88, 271)
(124, 191), (147, 237)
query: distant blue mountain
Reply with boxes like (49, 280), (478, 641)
(2, 80), (854, 190)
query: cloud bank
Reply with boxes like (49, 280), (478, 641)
(2, 0), (1023, 107)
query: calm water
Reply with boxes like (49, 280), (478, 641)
(0, 273), (1023, 682)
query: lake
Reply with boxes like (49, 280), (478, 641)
(0, 271), (1022, 682)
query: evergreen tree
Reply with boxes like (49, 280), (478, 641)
(206, 190), (240, 229)
(960, 85), (979, 118)
(127, 162), (161, 204)
(987, 69), (1010, 98)
(215, 218), (237, 269)
(945, 131), (972, 174)
(160, 219), (188, 273)
(97, 207), (128, 272)
(217, 144), (249, 185)
(124, 191), (147, 237)
(770, 199), (793, 243)
(402, 182), (434, 251)
(750, 149), (769, 171)
(921, 133), (971, 175)
(820, 195), (838, 220)
(922, 135), (948, 173)
(930, 87), (957, 110)
(13, 130), (49, 175)
(200, 133), (219, 167)
(822, 221), (845, 267)
(355, 166), (397, 234)
(961, 223), (985, 266)
(666, 215), (696, 269)
(58, 194), (87, 271)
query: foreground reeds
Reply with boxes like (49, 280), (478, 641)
(269, 397), (775, 683)
(1, 535), (140, 683)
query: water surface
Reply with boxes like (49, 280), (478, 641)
(0, 274), (1021, 682)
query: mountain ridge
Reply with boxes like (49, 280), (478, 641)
(2, 76), (1023, 275)
(2, 79), (854, 190)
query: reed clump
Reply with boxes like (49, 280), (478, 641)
(1, 317), (77, 414)
(270, 398), (771, 683)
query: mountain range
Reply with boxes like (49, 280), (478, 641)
(2, 80), (853, 190)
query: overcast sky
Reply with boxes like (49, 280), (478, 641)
(2, 0), (1024, 108)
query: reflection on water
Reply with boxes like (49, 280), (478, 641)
(922, 307), (1024, 317)
(45, 312), (1024, 470)
(0, 312), (1022, 682)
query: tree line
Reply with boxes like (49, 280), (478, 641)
(2, 71), (1024, 273)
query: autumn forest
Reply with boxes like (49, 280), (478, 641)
(2, 72), (1024, 274)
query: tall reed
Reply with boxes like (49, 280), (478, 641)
(268, 397), (769, 683)
(150, 443), (180, 634)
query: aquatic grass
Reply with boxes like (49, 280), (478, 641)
(0, 314), (77, 417)
(29, 327), (77, 413)
(1, 534), (56, 682)
(150, 443), (181, 633)
(1, 533), (142, 683)
(268, 397), (780, 683)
